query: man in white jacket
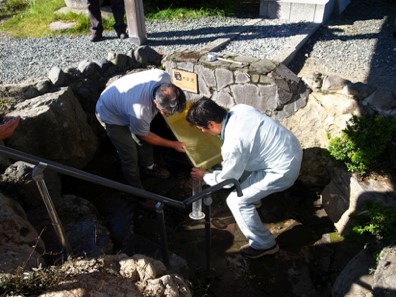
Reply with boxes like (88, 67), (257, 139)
(187, 98), (302, 258)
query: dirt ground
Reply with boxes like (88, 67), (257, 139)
(72, 114), (360, 297)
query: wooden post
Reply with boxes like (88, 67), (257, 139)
(124, 0), (147, 45)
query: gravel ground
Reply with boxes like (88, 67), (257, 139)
(0, 17), (305, 85)
(288, 0), (396, 91)
(0, 0), (395, 92)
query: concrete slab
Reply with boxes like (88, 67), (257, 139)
(260, 0), (334, 23)
(200, 19), (321, 67)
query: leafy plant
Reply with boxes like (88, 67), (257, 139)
(346, 201), (396, 244)
(0, 0), (235, 38)
(327, 114), (396, 176)
(0, 261), (70, 296)
(0, 0), (65, 37)
(146, 7), (225, 20)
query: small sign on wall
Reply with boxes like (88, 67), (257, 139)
(171, 69), (198, 93)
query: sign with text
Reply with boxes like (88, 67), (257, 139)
(171, 69), (198, 93)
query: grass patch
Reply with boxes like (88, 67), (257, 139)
(0, 0), (66, 37)
(0, 0), (229, 38)
(146, 7), (225, 20)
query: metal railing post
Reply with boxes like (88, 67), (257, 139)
(0, 146), (243, 270)
(32, 162), (73, 256)
(155, 201), (169, 266)
(203, 194), (213, 273)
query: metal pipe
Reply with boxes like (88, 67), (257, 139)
(183, 178), (243, 206)
(0, 145), (243, 270)
(0, 146), (242, 208)
(156, 202), (169, 265)
(32, 162), (73, 256)
(203, 194), (213, 273)
(0, 146), (185, 208)
(189, 179), (205, 220)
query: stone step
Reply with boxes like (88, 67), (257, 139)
(259, 0), (335, 23)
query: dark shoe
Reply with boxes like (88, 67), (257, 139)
(118, 32), (128, 39)
(142, 164), (170, 179)
(91, 35), (103, 42)
(239, 243), (279, 259)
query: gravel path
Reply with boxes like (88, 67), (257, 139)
(1, 0), (395, 92)
(0, 17), (305, 85)
(288, 0), (396, 91)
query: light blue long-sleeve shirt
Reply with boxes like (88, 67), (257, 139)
(95, 69), (171, 136)
(203, 104), (302, 189)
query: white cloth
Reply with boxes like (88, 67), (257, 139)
(95, 69), (171, 136)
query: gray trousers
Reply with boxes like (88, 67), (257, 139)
(104, 124), (154, 189)
(87, 0), (127, 36)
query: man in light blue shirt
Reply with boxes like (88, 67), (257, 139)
(187, 98), (302, 258)
(96, 69), (186, 189)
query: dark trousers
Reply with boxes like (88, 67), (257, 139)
(87, 0), (127, 36)
(104, 124), (154, 189)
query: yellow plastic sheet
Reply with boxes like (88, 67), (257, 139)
(165, 106), (222, 170)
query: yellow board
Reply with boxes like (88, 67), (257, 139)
(165, 105), (222, 170)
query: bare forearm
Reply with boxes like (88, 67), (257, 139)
(139, 132), (185, 152)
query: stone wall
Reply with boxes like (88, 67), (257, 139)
(162, 50), (310, 120)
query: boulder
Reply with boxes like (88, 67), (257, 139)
(321, 167), (396, 234)
(1, 161), (62, 209)
(373, 246), (396, 296)
(6, 87), (99, 168)
(0, 193), (45, 272)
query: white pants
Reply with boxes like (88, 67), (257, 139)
(226, 158), (302, 250)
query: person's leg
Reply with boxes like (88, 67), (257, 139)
(87, 0), (103, 39)
(110, 0), (127, 36)
(227, 170), (295, 250)
(105, 124), (143, 188)
(136, 142), (154, 168)
(227, 185), (277, 250)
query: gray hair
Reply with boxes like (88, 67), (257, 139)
(154, 83), (186, 115)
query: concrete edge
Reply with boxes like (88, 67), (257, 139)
(273, 22), (321, 65)
(200, 20), (321, 67)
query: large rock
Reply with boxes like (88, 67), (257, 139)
(278, 92), (361, 187)
(0, 193), (45, 272)
(27, 195), (114, 259)
(321, 167), (396, 234)
(373, 246), (396, 296)
(332, 244), (378, 297)
(34, 254), (191, 297)
(1, 161), (62, 209)
(6, 87), (99, 168)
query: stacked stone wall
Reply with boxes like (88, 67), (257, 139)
(163, 50), (310, 120)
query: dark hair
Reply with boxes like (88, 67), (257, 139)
(155, 83), (186, 115)
(186, 97), (227, 128)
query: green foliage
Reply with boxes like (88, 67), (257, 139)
(0, 265), (64, 296)
(346, 201), (396, 244)
(327, 115), (396, 176)
(0, 0), (28, 12)
(0, 0), (66, 37)
(0, 0), (240, 38)
(146, 7), (225, 20)
(0, 98), (11, 112)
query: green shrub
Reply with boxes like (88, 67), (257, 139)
(327, 114), (396, 176)
(346, 201), (396, 244)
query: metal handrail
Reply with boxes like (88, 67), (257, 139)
(0, 145), (242, 270)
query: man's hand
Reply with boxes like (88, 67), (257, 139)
(191, 168), (206, 181)
(0, 116), (21, 140)
(173, 141), (186, 153)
